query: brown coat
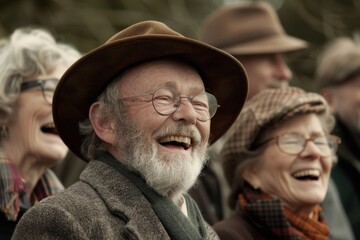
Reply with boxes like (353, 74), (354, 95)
(213, 207), (267, 240)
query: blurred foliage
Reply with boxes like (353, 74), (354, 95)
(278, 0), (360, 90)
(1, 0), (360, 91)
(0, 0), (224, 52)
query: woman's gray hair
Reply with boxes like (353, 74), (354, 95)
(79, 79), (124, 161)
(0, 27), (81, 126)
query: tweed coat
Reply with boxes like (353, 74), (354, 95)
(12, 159), (219, 240)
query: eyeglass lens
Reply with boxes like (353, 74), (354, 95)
(42, 79), (58, 104)
(20, 79), (58, 105)
(278, 133), (337, 156)
(152, 88), (218, 121)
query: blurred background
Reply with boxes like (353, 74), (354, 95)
(1, 0), (360, 91)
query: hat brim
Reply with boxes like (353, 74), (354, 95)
(224, 34), (307, 55)
(53, 35), (248, 161)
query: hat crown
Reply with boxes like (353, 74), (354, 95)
(199, 2), (307, 55)
(201, 2), (282, 48)
(106, 21), (183, 44)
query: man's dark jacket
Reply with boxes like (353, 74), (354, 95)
(331, 117), (360, 239)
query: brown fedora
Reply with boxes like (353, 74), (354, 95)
(53, 20), (248, 161)
(199, 2), (307, 55)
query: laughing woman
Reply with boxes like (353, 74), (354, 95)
(0, 28), (81, 239)
(215, 87), (339, 240)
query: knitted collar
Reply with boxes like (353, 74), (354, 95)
(239, 182), (330, 240)
(0, 151), (64, 221)
(99, 151), (207, 240)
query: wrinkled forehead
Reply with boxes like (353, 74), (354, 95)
(116, 58), (205, 94)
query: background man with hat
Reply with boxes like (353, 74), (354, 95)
(194, 0), (307, 223)
(199, 1), (307, 101)
(316, 37), (360, 240)
(12, 20), (248, 239)
(197, 2), (354, 240)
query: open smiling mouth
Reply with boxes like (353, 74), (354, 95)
(292, 169), (320, 181)
(157, 136), (192, 150)
(41, 123), (59, 135)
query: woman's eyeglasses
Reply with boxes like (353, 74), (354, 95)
(20, 78), (59, 105)
(255, 132), (341, 157)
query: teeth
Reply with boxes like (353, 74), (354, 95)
(158, 136), (191, 148)
(41, 122), (58, 135)
(293, 169), (320, 178)
(42, 123), (55, 128)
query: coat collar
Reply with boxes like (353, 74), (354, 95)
(79, 158), (170, 239)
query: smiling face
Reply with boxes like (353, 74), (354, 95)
(6, 66), (68, 166)
(244, 113), (332, 216)
(104, 59), (211, 198)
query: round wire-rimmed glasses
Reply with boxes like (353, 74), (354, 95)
(119, 88), (220, 122)
(20, 78), (58, 105)
(255, 132), (341, 157)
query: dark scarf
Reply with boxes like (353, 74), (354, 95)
(99, 152), (207, 240)
(239, 182), (330, 240)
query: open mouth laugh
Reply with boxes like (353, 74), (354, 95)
(41, 122), (59, 135)
(157, 135), (192, 150)
(292, 169), (320, 181)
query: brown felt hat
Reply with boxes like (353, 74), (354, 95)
(53, 20), (248, 160)
(199, 2), (307, 55)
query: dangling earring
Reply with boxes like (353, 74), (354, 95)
(0, 126), (8, 138)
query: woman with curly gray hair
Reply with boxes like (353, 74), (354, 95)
(214, 87), (339, 240)
(0, 28), (80, 239)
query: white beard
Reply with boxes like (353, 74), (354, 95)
(115, 119), (209, 200)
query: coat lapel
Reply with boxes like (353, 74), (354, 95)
(80, 160), (171, 240)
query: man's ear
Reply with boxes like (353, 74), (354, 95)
(89, 102), (116, 145)
(320, 88), (337, 113)
(243, 163), (261, 189)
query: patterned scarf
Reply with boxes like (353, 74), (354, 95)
(0, 151), (64, 221)
(238, 182), (330, 240)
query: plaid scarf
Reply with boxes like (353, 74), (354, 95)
(239, 182), (330, 240)
(0, 151), (64, 221)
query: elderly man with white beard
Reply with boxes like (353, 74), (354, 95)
(12, 21), (248, 240)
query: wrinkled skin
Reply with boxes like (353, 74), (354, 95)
(244, 113), (332, 217)
(4, 66), (68, 193)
